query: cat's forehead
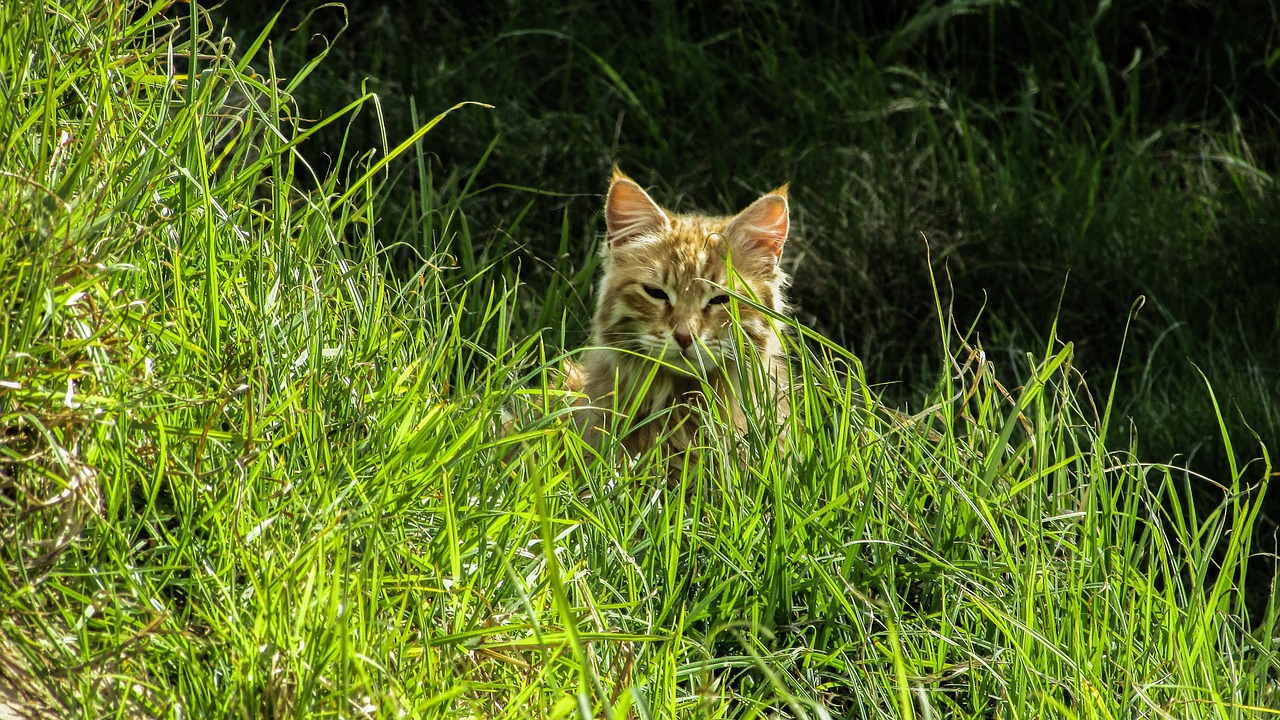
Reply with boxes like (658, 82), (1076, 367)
(612, 215), (731, 278)
(665, 216), (731, 273)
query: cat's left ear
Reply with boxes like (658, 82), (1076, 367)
(725, 185), (790, 267)
(605, 170), (671, 249)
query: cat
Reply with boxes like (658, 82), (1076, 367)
(570, 168), (793, 460)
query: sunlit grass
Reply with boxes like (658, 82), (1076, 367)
(1, 2), (1277, 718)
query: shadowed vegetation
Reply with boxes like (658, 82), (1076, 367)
(215, 1), (1280, 485)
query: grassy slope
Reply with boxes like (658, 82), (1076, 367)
(1, 1), (1278, 718)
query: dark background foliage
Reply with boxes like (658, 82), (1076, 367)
(215, 0), (1279, 523)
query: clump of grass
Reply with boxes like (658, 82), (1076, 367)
(2, 1), (1278, 718)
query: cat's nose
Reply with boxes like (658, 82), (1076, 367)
(673, 330), (693, 349)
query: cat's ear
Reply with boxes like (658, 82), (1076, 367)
(605, 170), (670, 249)
(725, 185), (790, 267)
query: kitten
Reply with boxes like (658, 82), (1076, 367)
(573, 168), (792, 458)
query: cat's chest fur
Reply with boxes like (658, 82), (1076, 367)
(577, 352), (748, 455)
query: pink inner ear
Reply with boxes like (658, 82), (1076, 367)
(606, 180), (668, 248)
(728, 194), (789, 260)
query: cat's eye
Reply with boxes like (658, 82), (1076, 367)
(642, 285), (669, 301)
(707, 294), (730, 306)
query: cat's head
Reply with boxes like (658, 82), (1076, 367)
(592, 168), (790, 374)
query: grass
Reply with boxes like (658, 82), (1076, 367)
(1, 1), (1278, 717)
(216, 0), (1280, 502)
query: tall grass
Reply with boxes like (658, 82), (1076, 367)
(1, 1), (1277, 718)
(216, 1), (1280, 507)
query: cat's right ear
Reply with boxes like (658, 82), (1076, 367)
(605, 171), (670, 249)
(724, 186), (789, 270)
